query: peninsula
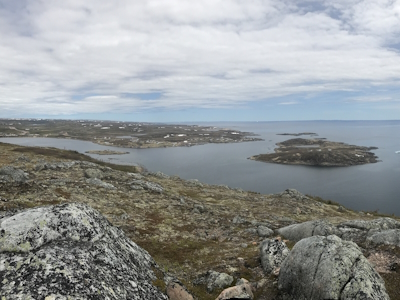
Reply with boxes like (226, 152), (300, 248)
(0, 119), (262, 149)
(249, 138), (379, 166)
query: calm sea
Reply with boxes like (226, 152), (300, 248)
(2, 121), (400, 215)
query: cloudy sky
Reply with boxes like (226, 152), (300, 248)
(1, 0), (399, 121)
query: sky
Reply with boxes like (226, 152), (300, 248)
(0, 0), (399, 122)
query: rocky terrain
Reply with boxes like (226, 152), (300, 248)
(0, 119), (262, 149)
(250, 138), (378, 167)
(1, 141), (399, 299)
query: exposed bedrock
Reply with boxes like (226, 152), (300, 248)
(0, 203), (167, 300)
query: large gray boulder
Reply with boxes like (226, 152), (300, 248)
(278, 235), (389, 300)
(0, 203), (167, 299)
(276, 219), (338, 242)
(0, 166), (29, 183)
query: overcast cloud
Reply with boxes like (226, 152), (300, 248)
(0, 0), (399, 120)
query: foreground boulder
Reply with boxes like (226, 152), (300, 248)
(278, 235), (389, 300)
(0, 203), (167, 299)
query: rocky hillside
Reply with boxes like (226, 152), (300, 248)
(1, 142), (399, 299)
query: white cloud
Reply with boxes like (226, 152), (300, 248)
(279, 101), (299, 105)
(0, 0), (399, 116)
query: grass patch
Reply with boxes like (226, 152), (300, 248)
(54, 188), (71, 199)
(180, 189), (200, 199)
(306, 194), (341, 206)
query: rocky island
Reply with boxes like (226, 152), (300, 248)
(1, 142), (399, 299)
(249, 138), (379, 167)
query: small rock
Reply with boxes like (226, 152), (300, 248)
(128, 172), (144, 180)
(151, 171), (170, 179)
(86, 178), (115, 189)
(167, 282), (194, 300)
(84, 168), (104, 179)
(186, 179), (203, 187)
(257, 226), (274, 238)
(260, 238), (289, 274)
(194, 204), (206, 213)
(206, 271), (234, 293)
(129, 179), (164, 193)
(215, 283), (254, 300)
(233, 215), (246, 224)
(389, 262), (399, 272)
(130, 185), (144, 190)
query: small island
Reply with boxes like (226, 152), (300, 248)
(249, 138), (379, 166)
(85, 150), (129, 155)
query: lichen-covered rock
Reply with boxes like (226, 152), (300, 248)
(151, 171), (170, 179)
(206, 271), (234, 293)
(84, 168), (104, 179)
(366, 229), (400, 247)
(0, 166), (29, 183)
(129, 179), (164, 193)
(339, 218), (400, 232)
(279, 189), (310, 201)
(0, 203), (167, 299)
(277, 219), (338, 242)
(86, 177), (115, 189)
(260, 238), (289, 274)
(278, 235), (389, 300)
(34, 160), (98, 172)
(185, 179), (203, 187)
(338, 218), (400, 244)
(193, 270), (234, 293)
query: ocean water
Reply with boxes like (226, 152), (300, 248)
(2, 120), (400, 215)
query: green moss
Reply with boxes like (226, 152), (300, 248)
(151, 267), (166, 293)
